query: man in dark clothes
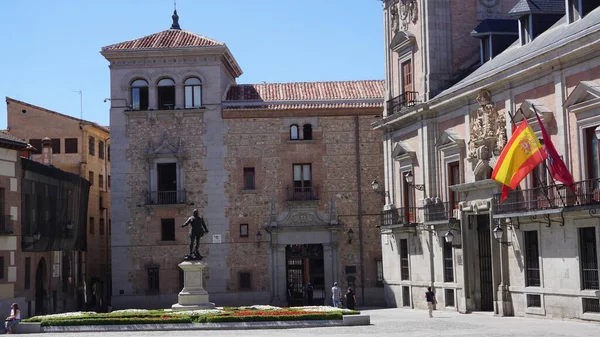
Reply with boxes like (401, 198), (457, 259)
(181, 209), (209, 260)
(306, 282), (314, 306)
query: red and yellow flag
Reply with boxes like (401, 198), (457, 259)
(492, 120), (547, 189)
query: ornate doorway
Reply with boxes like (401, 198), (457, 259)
(477, 215), (494, 311)
(285, 244), (325, 306)
(35, 258), (48, 315)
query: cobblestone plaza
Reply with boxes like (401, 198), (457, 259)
(38, 308), (600, 337)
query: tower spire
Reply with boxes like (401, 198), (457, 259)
(170, 0), (181, 30)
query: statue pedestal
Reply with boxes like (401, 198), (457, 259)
(171, 261), (215, 311)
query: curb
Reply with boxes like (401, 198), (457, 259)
(42, 320), (348, 332)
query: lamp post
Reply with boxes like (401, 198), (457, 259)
(255, 230), (263, 247)
(493, 225), (511, 246)
(371, 180), (388, 197)
(404, 171), (425, 191)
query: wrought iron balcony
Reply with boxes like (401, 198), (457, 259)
(0, 215), (14, 234)
(493, 179), (600, 215)
(424, 201), (458, 222)
(146, 190), (187, 205)
(287, 185), (319, 201)
(381, 207), (418, 227)
(386, 91), (419, 116)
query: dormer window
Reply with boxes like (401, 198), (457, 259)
(508, 1), (564, 46)
(157, 78), (176, 110)
(519, 15), (532, 45)
(471, 19), (518, 64)
(131, 79), (149, 111)
(568, 0), (600, 23)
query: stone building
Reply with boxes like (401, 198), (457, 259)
(101, 11), (386, 309)
(6, 98), (111, 311)
(0, 132), (90, 317)
(375, 0), (600, 321)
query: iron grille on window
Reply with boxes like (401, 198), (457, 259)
(579, 227), (599, 290)
(99, 140), (105, 159)
(583, 298), (600, 313)
(445, 289), (455, 307)
(526, 294), (541, 307)
(400, 239), (409, 280)
(147, 264), (160, 291)
(402, 286), (410, 307)
(376, 260), (384, 287)
(239, 272), (252, 290)
(443, 241), (454, 283)
(525, 231), (541, 287)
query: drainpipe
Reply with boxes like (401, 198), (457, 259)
(354, 116), (366, 306)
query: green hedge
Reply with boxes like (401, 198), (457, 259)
(41, 317), (192, 327)
(206, 312), (341, 323)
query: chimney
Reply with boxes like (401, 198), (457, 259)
(41, 137), (53, 165)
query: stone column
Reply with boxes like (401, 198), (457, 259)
(172, 261), (215, 310)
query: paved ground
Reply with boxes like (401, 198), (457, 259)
(34, 307), (600, 336)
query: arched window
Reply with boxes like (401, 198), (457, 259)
(303, 124), (313, 140)
(184, 77), (202, 108)
(157, 78), (176, 110)
(131, 79), (149, 111)
(290, 124), (299, 140)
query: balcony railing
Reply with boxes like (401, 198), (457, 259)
(381, 207), (419, 227)
(424, 201), (458, 222)
(146, 190), (187, 205)
(386, 91), (419, 116)
(0, 215), (14, 234)
(287, 185), (319, 201)
(493, 179), (600, 215)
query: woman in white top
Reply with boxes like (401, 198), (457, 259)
(4, 303), (20, 334)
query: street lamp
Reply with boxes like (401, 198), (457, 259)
(493, 224), (512, 246)
(444, 230), (454, 243)
(255, 230), (263, 247)
(404, 171), (425, 191)
(371, 180), (388, 196)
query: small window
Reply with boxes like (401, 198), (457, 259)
(157, 78), (176, 110)
(583, 298), (600, 313)
(88, 171), (94, 185)
(579, 227), (599, 290)
(400, 239), (409, 280)
(290, 125), (299, 140)
(526, 294), (541, 308)
(402, 286), (410, 307)
(525, 231), (540, 287)
(0, 256), (4, 279)
(240, 224), (249, 237)
(376, 260), (383, 287)
(445, 289), (455, 307)
(303, 124), (313, 140)
(88, 136), (95, 156)
(51, 139), (61, 154)
(89, 217), (95, 235)
(243, 167), (256, 190)
(239, 272), (252, 290)
(99, 175), (104, 189)
(65, 138), (78, 153)
(161, 218), (175, 241)
(131, 79), (149, 111)
(29, 139), (42, 154)
(184, 77), (202, 108)
(443, 241), (454, 283)
(99, 218), (105, 235)
(99, 140), (105, 159)
(25, 257), (31, 289)
(147, 264), (160, 291)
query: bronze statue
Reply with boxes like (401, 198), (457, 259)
(181, 209), (209, 260)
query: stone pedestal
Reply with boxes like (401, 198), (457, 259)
(171, 261), (215, 311)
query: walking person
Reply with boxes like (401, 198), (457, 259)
(4, 303), (20, 334)
(345, 287), (356, 310)
(425, 287), (437, 318)
(331, 282), (342, 308)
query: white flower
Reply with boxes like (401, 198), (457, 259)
(300, 306), (354, 313)
(238, 305), (283, 311)
(109, 309), (151, 314)
(30, 311), (97, 319)
(165, 309), (223, 315)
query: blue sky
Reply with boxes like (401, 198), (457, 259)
(0, 0), (384, 127)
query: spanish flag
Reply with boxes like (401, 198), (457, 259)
(492, 120), (547, 190)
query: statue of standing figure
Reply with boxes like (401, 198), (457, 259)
(181, 209), (209, 260)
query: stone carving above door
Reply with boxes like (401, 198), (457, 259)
(477, 0), (501, 20)
(267, 196), (336, 229)
(468, 90), (506, 179)
(390, 0), (418, 32)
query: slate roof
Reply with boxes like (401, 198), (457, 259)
(223, 80), (384, 110)
(508, 0), (565, 17)
(101, 29), (224, 52)
(436, 7), (600, 100)
(471, 19), (519, 37)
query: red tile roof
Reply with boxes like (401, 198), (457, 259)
(223, 80), (384, 110)
(102, 29), (224, 51)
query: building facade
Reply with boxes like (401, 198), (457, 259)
(101, 11), (386, 309)
(6, 98), (111, 311)
(0, 132), (90, 317)
(376, 0), (600, 321)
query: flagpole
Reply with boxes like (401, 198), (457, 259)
(530, 104), (566, 207)
(510, 109), (554, 207)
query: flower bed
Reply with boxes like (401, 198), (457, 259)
(23, 306), (359, 326)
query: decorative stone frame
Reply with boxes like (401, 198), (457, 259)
(146, 133), (187, 205)
(437, 130), (465, 203)
(282, 117), (320, 142)
(392, 141), (417, 209)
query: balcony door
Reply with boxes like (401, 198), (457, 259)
(293, 164), (312, 200)
(402, 172), (414, 223)
(157, 163), (177, 204)
(401, 60), (413, 103)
